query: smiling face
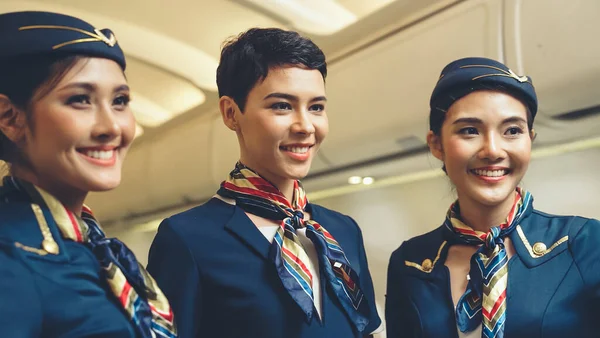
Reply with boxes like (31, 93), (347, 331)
(428, 90), (533, 210)
(220, 65), (328, 190)
(12, 57), (135, 201)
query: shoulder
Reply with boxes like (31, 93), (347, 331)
(511, 209), (596, 265)
(309, 203), (362, 238)
(0, 196), (59, 257)
(519, 209), (593, 246)
(162, 198), (234, 235)
(0, 237), (37, 289)
(389, 225), (447, 274)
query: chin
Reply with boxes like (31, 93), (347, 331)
(285, 165), (312, 180)
(470, 186), (515, 206)
(83, 173), (121, 192)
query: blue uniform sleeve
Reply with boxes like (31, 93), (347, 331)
(571, 218), (600, 310)
(0, 241), (43, 337)
(386, 243), (420, 338)
(349, 217), (382, 336)
(147, 219), (202, 338)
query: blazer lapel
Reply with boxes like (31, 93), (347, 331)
(224, 204), (271, 260)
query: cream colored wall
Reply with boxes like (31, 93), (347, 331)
(108, 147), (600, 337)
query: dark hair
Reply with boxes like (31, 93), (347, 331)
(216, 28), (327, 112)
(0, 54), (83, 162)
(429, 87), (534, 136)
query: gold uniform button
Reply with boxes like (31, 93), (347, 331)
(421, 259), (433, 272)
(532, 242), (547, 256)
(42, 239), (59, 255)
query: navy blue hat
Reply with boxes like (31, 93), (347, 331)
(0, 11), (125, 69)
(430, 57), (537, 119)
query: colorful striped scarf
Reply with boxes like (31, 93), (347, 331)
(217, 162), (370, 332)
(444, 188), (533, 338)
(7, 177), (177, 338)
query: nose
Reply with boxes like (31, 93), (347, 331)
(92, 103), (121, 141)
(291, 110), (316, 135)
(478, 132), (506, 161)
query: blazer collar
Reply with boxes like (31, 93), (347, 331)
(220, 197), (320, 260)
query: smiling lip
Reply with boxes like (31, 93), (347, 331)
(470, 166), (510, 183)
(76, 146), (118, 167)
(279, 143), (314, 161)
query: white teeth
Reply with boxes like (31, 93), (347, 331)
(85, 150), (114, 160)
(282, 146), (309, 154)
(473, 169), (507, 177)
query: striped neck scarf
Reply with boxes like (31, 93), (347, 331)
(444, 188), (533, 338)
(7, 177), (177, 338)
(217, 162), (370, 332)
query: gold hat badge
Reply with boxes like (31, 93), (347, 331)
(18, 25), (117, 50)
(460, 64), (531, 84)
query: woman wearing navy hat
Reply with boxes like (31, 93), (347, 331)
(385, 57), (600, 338)
(0, 11), (176, 337)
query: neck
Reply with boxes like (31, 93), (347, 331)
(272, 177), (295, 202)
(237, 159), (296, 202)
(11, 167), (87, 215)
(457, 191), (517, 233)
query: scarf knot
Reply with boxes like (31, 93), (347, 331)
(485, 226), (503, 251)
(289, 210), (305, 229)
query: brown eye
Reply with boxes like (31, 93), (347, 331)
(66, 94), (90, 106)
(459, 127), (478, 135)
(113, 95), (130, 107)
(505, 127), (523, 136)
(309, 104), (324, 112)
(270, 102), (292, 111)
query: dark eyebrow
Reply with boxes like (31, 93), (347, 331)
(264, 92), (327, 103)
(58, 83), (130, 93)
(59, 82), (96, 92)
(452, 117), (482, 125)
(452, 116), (528, 125)
(502, 116), (527, 125)
(114, 85), (130, 94)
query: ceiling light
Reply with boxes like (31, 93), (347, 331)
(348, 176), (362, 185)
(243, 0), (357, 35)
(362, 177), (375, 185)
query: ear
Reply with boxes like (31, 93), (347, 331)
(530, 128), (537, 141)
(0, 95), (27, 144)
(426, 130), (444, 162)
(219, 96), (241, 132)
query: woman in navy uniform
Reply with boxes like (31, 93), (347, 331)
(385, 57), (600, 338)
(147, 28), (382, 338)
(0, 11), (176, 338)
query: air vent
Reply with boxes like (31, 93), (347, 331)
(553, 105), (600, 121)
(396, 135), (427, 151)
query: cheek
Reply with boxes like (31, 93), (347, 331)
(314, 116), (329, 143)
(32, 109), (81, 148)
(442, 136), (472, 168)
(513, 141), (532, 168)
(119, 112), (136, 144)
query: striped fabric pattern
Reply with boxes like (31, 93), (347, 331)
(444, 188), (533, 338)
(10, 177), (177, 338)
(217, 162), (370, 332)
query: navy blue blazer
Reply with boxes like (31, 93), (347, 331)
(385, 209), (600, 337)
(0, 184), (136, 337)
(147, 197), (381, 338)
